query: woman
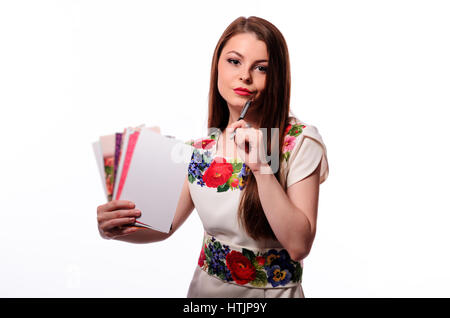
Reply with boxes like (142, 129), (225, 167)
(96, 16), (329, 298)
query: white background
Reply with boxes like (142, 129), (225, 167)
(1, 0), (449, 297)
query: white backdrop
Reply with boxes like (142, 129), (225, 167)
(1, 0), (449, 297)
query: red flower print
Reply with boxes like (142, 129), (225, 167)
(226, 251), (256, 285)
(104, 157), (114, 167)
(106, 176), (114, 195)
(284, 124), (292, 135)
(198, 244), (207, 267)
(282, 135), (296, 153)
(202, 157), (234, 188)
(193, 138), (216, 150)
(256, 256), (266, 266)
(230, 176), (239, 188)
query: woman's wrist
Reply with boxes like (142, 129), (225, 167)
(252, 163), (274, 178)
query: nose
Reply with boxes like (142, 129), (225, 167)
(239, 69), (251, 83)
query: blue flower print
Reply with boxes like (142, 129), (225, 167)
(267, 265), (292, 287)
(188, 149), (211, 187)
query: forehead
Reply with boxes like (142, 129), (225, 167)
(222, 33), (268, 60)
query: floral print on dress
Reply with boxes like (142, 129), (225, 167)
(187, 120), (306, 191)
(198, 236), (302, 287)
(187, 135), (251, 192)
(282, 122), (306, 162)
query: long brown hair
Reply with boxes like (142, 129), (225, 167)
(207, 16), (292, 241)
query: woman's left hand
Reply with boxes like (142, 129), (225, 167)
(228, 119), (270, 174)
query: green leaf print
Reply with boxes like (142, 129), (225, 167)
(226, 174), (238, 186)
(205, 248), (212, 261)
(292, 262), (303, 283)
(188, 174), (196, 184)
(213, 241), (222, 250)
(232, 162), (243, 174)
(288, 124), (303, 137)
(104, 166), (113, 175)
(242, 248), (256, 263)
(249, 270), (268, 287)
(217, 183), (230, 192)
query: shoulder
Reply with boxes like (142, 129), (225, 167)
(283, 116), (329, 185)
(283, 116), (323, 162)
(285, 116), (322, 137)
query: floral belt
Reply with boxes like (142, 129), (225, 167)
(197, 233), (303, 288)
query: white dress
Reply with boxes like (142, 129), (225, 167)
(184, 116), (329, 298)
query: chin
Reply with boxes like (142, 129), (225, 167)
(233, 96), (252, 106)
(229, 101), (246, 109)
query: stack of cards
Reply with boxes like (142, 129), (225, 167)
(92, 125), (193, 233)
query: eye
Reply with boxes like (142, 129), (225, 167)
(227, 58), (240, 65)
(255, 65), (267, 73)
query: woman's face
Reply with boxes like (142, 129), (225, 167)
(217, 32), (268, 110)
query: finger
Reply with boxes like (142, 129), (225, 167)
(236, 130), (262, 164)
(229, 119), (248, 131)
(237, 119), (252, 128)
(234, 133), (251, 164)
(235, 128), (253, 147)
(237, 119), (249, 127)
(109, 226), (141, 239)
(98, 209), (141, 223)
(101, 217), (136, 231)
(99, 200), (135, 213)
(103, 227), (126, 240)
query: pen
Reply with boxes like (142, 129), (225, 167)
(229, 99), (253, 140)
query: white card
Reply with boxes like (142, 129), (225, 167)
(92, 141), (107, 199)
(119, 129), (194, 233)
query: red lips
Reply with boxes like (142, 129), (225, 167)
(234, 87), (254, 96)
(234, 87), (253, 93)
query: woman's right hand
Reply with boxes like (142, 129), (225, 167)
(97, 200), (142, 240)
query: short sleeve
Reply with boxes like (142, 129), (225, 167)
(285, 125), (329, 188)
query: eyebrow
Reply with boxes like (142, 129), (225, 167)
(226, 50), (268, 63)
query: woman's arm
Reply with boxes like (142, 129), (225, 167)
(99, 175), (195, 244)
(253, 162), (321, 261)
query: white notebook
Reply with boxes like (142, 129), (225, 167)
(117, 129), (194, 233)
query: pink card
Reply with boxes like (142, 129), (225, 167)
(115, 130), (140, 200)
